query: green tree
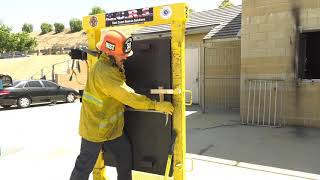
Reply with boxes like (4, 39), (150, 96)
(54, 23), (65, 33)
(22, 23), (33, 33)
(40, 23), (53, 34)
(219, 0), (234, 8)
(0, 22), (37, 53)
(69, 18), (82, 33)
(89, 6), (106, 15)
(0, 22), (11, 32)
(15, 32), (37, 52)
(0, 22), (12, 53)
(7, 33), (18, 52)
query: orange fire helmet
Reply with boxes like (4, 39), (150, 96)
(96, 30), (133, 59)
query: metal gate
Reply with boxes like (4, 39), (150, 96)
(204, 40), (241, 112)
(242, 79), (286, 127)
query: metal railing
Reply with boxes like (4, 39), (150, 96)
(242, 79), (286, 127)
(29, 60), (72, 81)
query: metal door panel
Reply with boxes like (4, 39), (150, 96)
(104, 38), (173, 176)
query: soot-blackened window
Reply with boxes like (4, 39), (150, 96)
(299, 32), (320, 79)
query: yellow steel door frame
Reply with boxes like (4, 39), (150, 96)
(83, 3), (189, 180)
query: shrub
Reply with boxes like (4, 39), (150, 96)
(54, 23), (65, 33)
(40, 23), (53, 34)
(22, 23), (33, 33)
(89, 6), (106, 15)
(69, 18), (82, 33)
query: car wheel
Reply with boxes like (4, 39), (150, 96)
(17, 96), (31, 108)
(66, 92), (75, 103)
(1, 105), (12, 109)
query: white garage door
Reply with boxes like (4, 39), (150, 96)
(186, 48), (200, 104)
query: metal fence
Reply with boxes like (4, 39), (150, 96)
(30, 60), (73, 81)
(203, 42), (241, 112)
(204, 77), (240, 112)
(242, 79), (286, 127)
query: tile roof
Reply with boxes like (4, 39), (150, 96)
(203, 6), (241, 39)
(133, 5), (242, 40)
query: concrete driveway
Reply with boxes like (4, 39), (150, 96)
(0, 103), (319, 180)
(187, 106), (320, 175)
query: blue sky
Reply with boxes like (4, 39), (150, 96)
(0, 0), (241, 32)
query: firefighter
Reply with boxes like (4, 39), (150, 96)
(70, 30), (174, 180)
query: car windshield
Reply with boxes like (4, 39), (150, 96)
(13, 81), (21, 86)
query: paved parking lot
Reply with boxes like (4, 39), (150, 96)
(186, 106), (320, 175)
(0, 102), (81, 179)
(0, 103), (319, 180)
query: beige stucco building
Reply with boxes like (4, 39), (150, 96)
(241, 0), (320, 127)
(57, 2), (320, 128)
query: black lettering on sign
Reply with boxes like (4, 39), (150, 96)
(106, 7), (153, 26)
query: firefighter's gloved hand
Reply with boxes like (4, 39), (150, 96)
(155, 101), (174, 115)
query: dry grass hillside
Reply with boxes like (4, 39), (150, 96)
(31, 29), (88, 50)
(0, 55), (71, 80)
